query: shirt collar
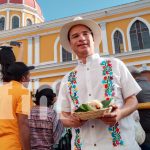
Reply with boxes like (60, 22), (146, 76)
(77, 53), (100, 65)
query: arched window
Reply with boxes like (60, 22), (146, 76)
(12, 16), (19, 29)
(0, 17), (5, 31)
(62, 47), (72, 62)
(26, 19), (32, 26)
(114, 30), (124, 53)
(130, 20), (150, 50)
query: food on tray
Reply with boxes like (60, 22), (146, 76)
(73, 99), (112, 120)
(87, 100), (103, 110)
(75, 99), (112, 112)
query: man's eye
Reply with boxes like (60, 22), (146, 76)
(83, 33), (88, 35)
(83, 32), (91, 36)
(72, 35), (79, 39)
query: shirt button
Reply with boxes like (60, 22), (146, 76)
(91, 125), (94, 128)
(94, 144), (96, 146)
(89, 94), (91, 96)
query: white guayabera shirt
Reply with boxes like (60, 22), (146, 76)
(57, 53), (141, 150)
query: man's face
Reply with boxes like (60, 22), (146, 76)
(68, 25), (95, 58)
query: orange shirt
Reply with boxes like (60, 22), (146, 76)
(0, 81), (33, 150)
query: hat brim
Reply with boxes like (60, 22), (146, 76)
(60, 19), (101, 53)
(28, 66), (35, 70)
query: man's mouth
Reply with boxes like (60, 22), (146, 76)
(78, 43), (88, 47)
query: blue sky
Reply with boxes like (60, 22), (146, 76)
(37, 0), (138, 21)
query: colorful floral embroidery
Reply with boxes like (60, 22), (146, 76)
(101, 60), (124, 147)
(68, 59), (124, 149)
(108, 122), (124, 146)
(68, 70), (82, 150)
(68, 70), (79, 110)
(101, 60), (114, 101)
(74, 128), (81, 150)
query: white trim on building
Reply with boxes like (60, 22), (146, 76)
(34, 36), (40, 65)
(33, 78), (39, 92)
(60, 45), (62, 62)
(27, 37), (33, 65)
(99, 22), (109, 55)
(54, 36), (59, 62)
(22, 11), (25, 27)
(6, 9), (9, 30)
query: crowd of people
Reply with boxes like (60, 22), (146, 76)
(0, 17), (149, 150)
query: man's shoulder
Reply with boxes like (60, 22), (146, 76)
(62, 68), (78, 80)
(100, 57), (122, 65)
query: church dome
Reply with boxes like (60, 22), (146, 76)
(0, 0), (43, 17)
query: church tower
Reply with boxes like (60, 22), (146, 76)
(0, 0), (44, 31)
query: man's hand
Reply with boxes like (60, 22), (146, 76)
(99, 105), (122, 126)
(70, 114), (86, 128)
(60, 112), (87, 128)
(99, 95), (138, 126)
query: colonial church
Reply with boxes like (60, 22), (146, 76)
(0, 0), (150, 92)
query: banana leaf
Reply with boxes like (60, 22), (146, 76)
(75, 104), (93, 112)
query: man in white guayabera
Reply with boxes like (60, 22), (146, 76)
(57, 17), (142, 150)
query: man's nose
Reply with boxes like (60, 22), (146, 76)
(78, 33), (86, 41)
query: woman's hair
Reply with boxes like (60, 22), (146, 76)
(0, 46), (16, 82)
(35, 85), (56, 107)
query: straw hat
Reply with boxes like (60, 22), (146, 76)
(60, 17), (101, 53)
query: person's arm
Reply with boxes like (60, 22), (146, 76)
(100, 95), (138, 126)
(60, 111), (86, 128)
(52, 111), (64, 144)
(17, 113), (30, 150)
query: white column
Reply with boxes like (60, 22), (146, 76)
(34, 79), (39, 93)
(22, 11), (25, 27)
(28, 79), (33, 91)
(27, 37), (33, 65)
(7, 0), (10, 3)
(54, 37), (59, 62)
(35, 16), (37, 24)
(34, 36), (40, 64)
(6, 9), (10, 30)
(99, 22), (109, 55)
(60, 45), (62, 62)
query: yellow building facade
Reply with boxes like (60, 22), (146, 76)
(0, 0), (150, 92)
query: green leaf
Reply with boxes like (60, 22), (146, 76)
(75, 104), (93, 112)
(82, 104), (93, 111)
(101, 100), (111, 108)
